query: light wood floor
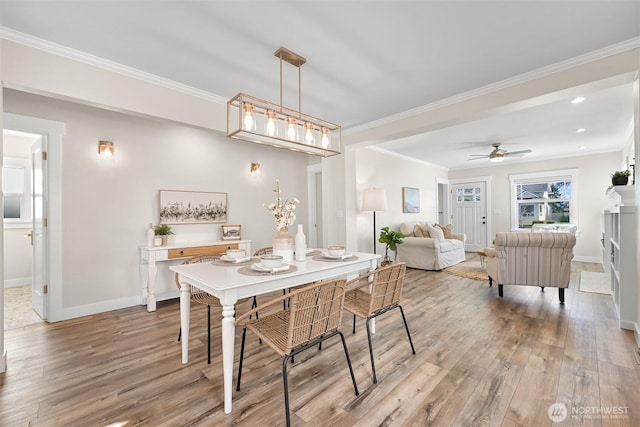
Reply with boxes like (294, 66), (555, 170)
(2, 259), (639, 426)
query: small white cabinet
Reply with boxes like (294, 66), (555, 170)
(605, 186), (637, 331)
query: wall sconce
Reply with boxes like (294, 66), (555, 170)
(98, 140), (114, 159)
(250, 162), (261, 176)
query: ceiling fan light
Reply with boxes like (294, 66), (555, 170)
(490, 156), (504, 163)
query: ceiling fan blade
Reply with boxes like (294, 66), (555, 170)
(504, 149), (533, 157)
(468, 154), (489, 157)
(467, 156), (488, 161)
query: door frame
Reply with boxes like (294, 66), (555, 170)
(449, 175), (493, 251)
(3, 112), (64, 322)
(435, 177), (450, 225)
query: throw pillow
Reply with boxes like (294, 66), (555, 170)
(413, 224), (431, 238)
(436, 223), (454, 239)
(426, 224), (445, 242)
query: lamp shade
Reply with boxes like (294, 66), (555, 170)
(362, 188), (387, 212)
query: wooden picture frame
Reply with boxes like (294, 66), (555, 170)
(159, 190), (227, 224)
(402, 187), (420, 213)
(221, 224), (241, 240)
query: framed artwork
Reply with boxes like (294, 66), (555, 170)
(159, 190), (227, 224)
(402, 187), (420, 213)
(221, 224), (242, 240)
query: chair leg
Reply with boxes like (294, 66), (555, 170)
(207, 305), (211, 364)
(365, 318), (378, 384)
(352, 314), (356, 334)
(236, 327), (248, 391)
(498, 284), (504, 298)
(489, 277), (493, 287)
(282, 354), (293, 427)
(337, 331), (360, 396)
(177, 327), (181, 342)
(398, 305), (416, 355)
(559, 288), (565, 304)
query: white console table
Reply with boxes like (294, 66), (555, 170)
(139, 240), (251, 312)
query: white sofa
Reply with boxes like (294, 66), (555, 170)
(396, 222), (466, 270)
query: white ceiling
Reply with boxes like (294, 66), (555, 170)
(1, 1), (639, 169)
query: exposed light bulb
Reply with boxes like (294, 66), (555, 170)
(265, 110), (278, 136)
(304, 122), (315, 145)
(286, 116), (298, 141)
(243, 103), (256, 131)
(321, 127), (330, 148)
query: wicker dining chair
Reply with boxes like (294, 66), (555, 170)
(344, 262), (415, 384)
(253, 246), (273, 256)
(174, 254), (257, 364)
(235, 277), (359, 427)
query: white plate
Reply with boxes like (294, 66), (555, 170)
(322, 252), (353, 259)
(250, 263), (290, 273)
(220, 255), (251, 263)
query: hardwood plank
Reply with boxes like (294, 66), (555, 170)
(2, 260), (639, 427)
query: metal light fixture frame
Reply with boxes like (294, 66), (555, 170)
(227, 47), (341, 157)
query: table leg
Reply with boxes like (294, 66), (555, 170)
(221, 304), (236, 414)
(180, 281), (191, 364)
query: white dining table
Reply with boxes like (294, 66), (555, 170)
(170, 251), (380, 414)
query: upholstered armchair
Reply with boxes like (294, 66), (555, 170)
(485, 232), (576, 303)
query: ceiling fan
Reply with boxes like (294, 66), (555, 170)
(468, 143), (532, 163)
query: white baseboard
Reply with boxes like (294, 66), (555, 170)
(0, 349), (6, 373)
(4, 278), (31, 288)
(572, 256), (603, 263)
(60, 296), (142, 321)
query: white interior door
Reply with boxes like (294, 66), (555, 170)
(451, 181), (488, 252)
(31, 136), (47, 319)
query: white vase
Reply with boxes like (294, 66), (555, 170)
(295, 224), (306, 261)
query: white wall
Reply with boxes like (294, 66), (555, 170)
(450, 152), (621, 262)
(352, 147), (448, 256)
(3, 89), (309, 317)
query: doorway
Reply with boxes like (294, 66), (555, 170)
(450, 177), (492, 252)
(3, 130), (44, 328)
(3, 112), (64, 326)
(307, 164), (323, 249)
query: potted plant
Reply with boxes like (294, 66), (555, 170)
(378, 226), (405, 265)
(154, 224), (174, 245)
(611, 169), (631, 186)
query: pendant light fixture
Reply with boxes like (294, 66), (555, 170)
(227, 47), (341, 157)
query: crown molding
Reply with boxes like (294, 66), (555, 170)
(344, 37), (640, 136)
(0, 26), (228, 105)
(367, 146), (449, 172)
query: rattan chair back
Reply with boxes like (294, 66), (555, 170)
(287, 278), (347, 352)
(368, 262), (406, 315)
(253, 247), (273, 256)
(174, 255), (221, 306)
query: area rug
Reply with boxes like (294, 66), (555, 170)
(578, 271), (611, 295)
(443, 260), (488, 281)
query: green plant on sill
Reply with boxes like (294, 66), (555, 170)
(154, 224), (174, 236)
(611, 169), (631, 178)
(378, 226), (405, 263)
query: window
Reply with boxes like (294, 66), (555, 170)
(3, 157), (32, 223)
(510, 169), (578, 229)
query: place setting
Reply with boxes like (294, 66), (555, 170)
(312, 245), (358, 262)
(213, 249), (256, 266)
(238, 254), (298, 276)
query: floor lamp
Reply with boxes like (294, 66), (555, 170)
(362, 188), (387, 254)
